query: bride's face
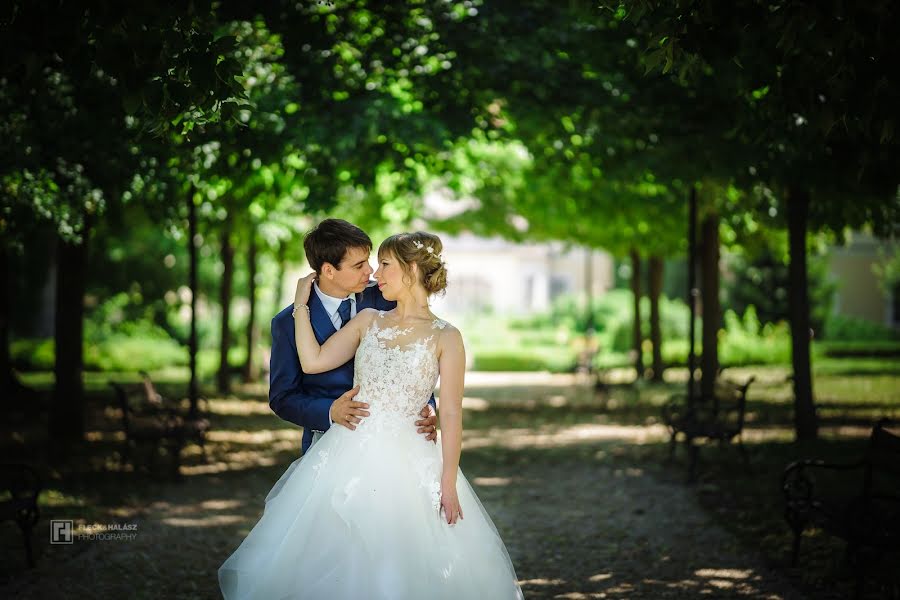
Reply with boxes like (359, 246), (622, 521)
(374, 251), (415, 301)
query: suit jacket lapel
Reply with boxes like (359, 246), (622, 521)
(307, 292), (336, 341)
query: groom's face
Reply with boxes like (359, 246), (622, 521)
(323, 246), (373, 296)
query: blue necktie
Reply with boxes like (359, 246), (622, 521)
(337, 299), (352, 328)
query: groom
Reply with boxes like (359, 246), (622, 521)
(269, 218), (438, 455)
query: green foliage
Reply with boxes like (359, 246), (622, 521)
(10, 338), (55, 371)
(85, 337), (187, 373)
(817, 340), (900, 359)
(718, 307), (792, 366)
(665, 308), (792, 367)
(472, 349), (575, 373)
(521, 289), (796, 368)
(459, 314), (577, 373)
(723, 249), (836, 333)
(11, 333), (254, 377)
(821, 314), (900, 342)
(528, 289), (690, 355)
(81, 293), (188, 371)
(872, 246), (900, 294)
(610, 0), (900, 234)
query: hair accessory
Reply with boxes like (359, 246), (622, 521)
(412, 238), (442, 261)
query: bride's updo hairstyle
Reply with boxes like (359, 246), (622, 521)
(378, 231), (448, 295)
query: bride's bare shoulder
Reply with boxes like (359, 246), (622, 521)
(354, 308), (381, 327)
(432, 317), (463, 345)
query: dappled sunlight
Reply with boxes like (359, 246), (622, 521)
(181, 457), (276, 476)
(471, 476), (513, 486)
(462, 423), (669, 450)
(548, 395), (568, 407)
(199, 499), (244, 511)
(149, 497), (253, 528)
(207, 398), (272, 415)
(207, 428), (299, 445)
(695, 567), (753, 579)
(5, 368), (893, 598)
(84, 429), (125, 442)
(461, 396), (490, 410)
(228, 382), (270, 397)
(147, 497), (248, 516)
(162, 514), (246, 528)
(628, 567), (774, 597)
(454, 372), (594, 389)
(601, 582), (636, 594)
(519, 578), (567, 586)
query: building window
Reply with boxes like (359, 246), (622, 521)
(446, 275), (492, 313)
(549, 275), (571, 301)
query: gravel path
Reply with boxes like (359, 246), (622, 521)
(466, 435), (801, 599)
(4, 435), (801, 599)
(1, 374), (805, 599)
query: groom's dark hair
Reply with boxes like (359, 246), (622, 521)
(304, 219), (372, 273)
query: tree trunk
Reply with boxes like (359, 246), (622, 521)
(1, 241), (11, 405)
(49, 227), (89, 445)
(216, 215), (234, 394)
(687, 186), (698, 406)
(188, 189), (199, 419)
(630, 248), (644, 379)
(700, 212), (720, 401)
(584, 247), (595, 333)
(243, 232), (259, 383)
(648, 255), (664, 382)
(273, 241), (287, 313)
(787, 186), (818, 441)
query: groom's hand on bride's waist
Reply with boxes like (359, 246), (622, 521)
(416, 405), (438, 443)
(329, 386), (369, 431)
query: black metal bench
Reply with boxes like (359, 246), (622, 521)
(662, 376), (756, 480)
(0, 463), (42, 567)
(109, 377), (209, 480)
(782, 418), (900, 598)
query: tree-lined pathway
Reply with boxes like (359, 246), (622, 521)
(2, 373), (805, 599)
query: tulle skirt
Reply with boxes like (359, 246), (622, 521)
(218, 420), (523, 599)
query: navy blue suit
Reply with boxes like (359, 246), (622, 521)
(269, 282), (436, 455)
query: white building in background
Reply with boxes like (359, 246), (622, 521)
(415, 189), (614, 317)
(427, 232), (614, 318)
(827, 231), (899, 328)
(282, 192), (614, 318)
(283, 231), (613, 318)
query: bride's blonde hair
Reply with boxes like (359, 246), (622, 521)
(378, 232), (448, 295)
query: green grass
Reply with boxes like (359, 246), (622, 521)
(458, 314), (578, 372)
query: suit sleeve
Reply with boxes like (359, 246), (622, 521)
(268, 315), (333, 432)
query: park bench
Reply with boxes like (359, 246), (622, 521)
(661, 375), (756, 480)
(109, 375), (209, 480)
(782, 418), (900, 598)
(0, 463), (42, 567)
(140, 371), (210, 463)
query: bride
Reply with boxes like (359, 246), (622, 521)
(219, 231), (524, 599)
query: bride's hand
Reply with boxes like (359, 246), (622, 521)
(440, 484), (464, 525)
(294, 272), (317, 307)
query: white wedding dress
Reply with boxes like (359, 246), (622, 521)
(219, 312), (523, 599)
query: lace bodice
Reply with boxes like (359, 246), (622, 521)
(352, 310), (448, 431)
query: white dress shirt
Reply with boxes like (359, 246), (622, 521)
(313, 282), (357, 330)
